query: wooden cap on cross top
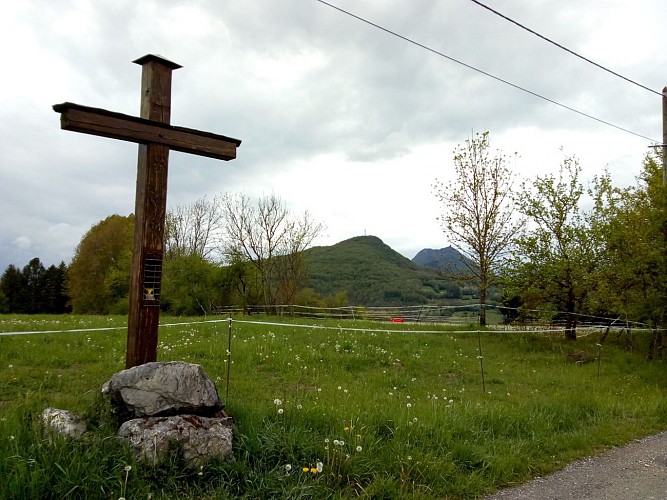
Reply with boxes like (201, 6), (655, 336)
(132, 54), (183, 70)
(133, 54), (182, 123)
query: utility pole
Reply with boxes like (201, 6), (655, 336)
(663, 86), (667, 185)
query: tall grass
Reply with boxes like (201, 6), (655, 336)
(1, 314), (666, 499)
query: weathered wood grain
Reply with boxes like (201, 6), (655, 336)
(53, 103), (240, 161)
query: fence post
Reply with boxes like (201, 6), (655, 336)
(226, 317), (232, 403)
(477, 330), (486, 394)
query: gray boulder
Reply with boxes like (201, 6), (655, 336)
(118, 415), (233, 467)
(101, 361), (223, 419)
(42, 408), (87, 439)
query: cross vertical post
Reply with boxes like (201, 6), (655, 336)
(126, 55), (181, 368)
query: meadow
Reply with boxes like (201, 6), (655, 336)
(1, 314), (666, 499)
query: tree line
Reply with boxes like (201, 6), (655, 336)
(0, 193), (325, 316)
(0, 259), (70, 314)
(434, 131), (667, 350)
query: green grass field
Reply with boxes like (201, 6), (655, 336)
(1, 314), (666, 499)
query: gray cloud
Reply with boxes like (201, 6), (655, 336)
(1, 0), (664, 271)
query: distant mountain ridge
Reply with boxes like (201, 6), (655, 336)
(304, 236), (460, 306)
(412, 246), (471, 274)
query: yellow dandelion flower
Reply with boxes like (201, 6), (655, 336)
(310, 467), (317, 474)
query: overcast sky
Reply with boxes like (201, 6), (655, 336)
(1, 0), (665, 271)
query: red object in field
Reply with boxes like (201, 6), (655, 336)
(390, 318), (404, 323)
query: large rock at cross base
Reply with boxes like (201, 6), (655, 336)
(118, 415), (233, 467)
(101, 361), (223, 420)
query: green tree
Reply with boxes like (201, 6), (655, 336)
(21, 258), (47, 313)
(161, 254), (223, 315)
(222, 258), (262, 312)
(0, 264), (26, 312)
(505, 155), (595, 339)
(433, 131), (522, 326)
(0, 289), (8, 313)
(0, 258), (69, 313)
(587, 154), (667, 354)
(69, 215), (134, 314)
(43, 262), (70, 313)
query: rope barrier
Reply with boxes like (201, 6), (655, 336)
(0, 325), (127, 337)
(0, 318), (228, 337)
(0, 316), (656, 337)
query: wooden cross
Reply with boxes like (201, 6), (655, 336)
(53, 54), (241, 368)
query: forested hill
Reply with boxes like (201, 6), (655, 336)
(304, 235), (460, 306)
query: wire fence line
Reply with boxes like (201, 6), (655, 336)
(215, 304), (481, 323)
(213, 303), (651, 331)
(0, 309), (655, 337)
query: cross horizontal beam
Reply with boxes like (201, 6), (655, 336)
(53, 102), (241, 161)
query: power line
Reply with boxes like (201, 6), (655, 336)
(468, 0), (662, 97)
(313, 0), (659, 143)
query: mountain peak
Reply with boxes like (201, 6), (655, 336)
(412, 246), (470, 273)
(304, 235), (457, 305)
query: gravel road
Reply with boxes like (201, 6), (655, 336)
(484, 431), (667, 500)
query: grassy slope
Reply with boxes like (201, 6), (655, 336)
(1, 315), (666, 499)
(305, 235), (455, 306)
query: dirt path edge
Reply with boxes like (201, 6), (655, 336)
(484, 431), (667, 500)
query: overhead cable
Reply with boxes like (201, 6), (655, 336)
(468, 0), (662, 97)
(313, 0), (658, 143)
